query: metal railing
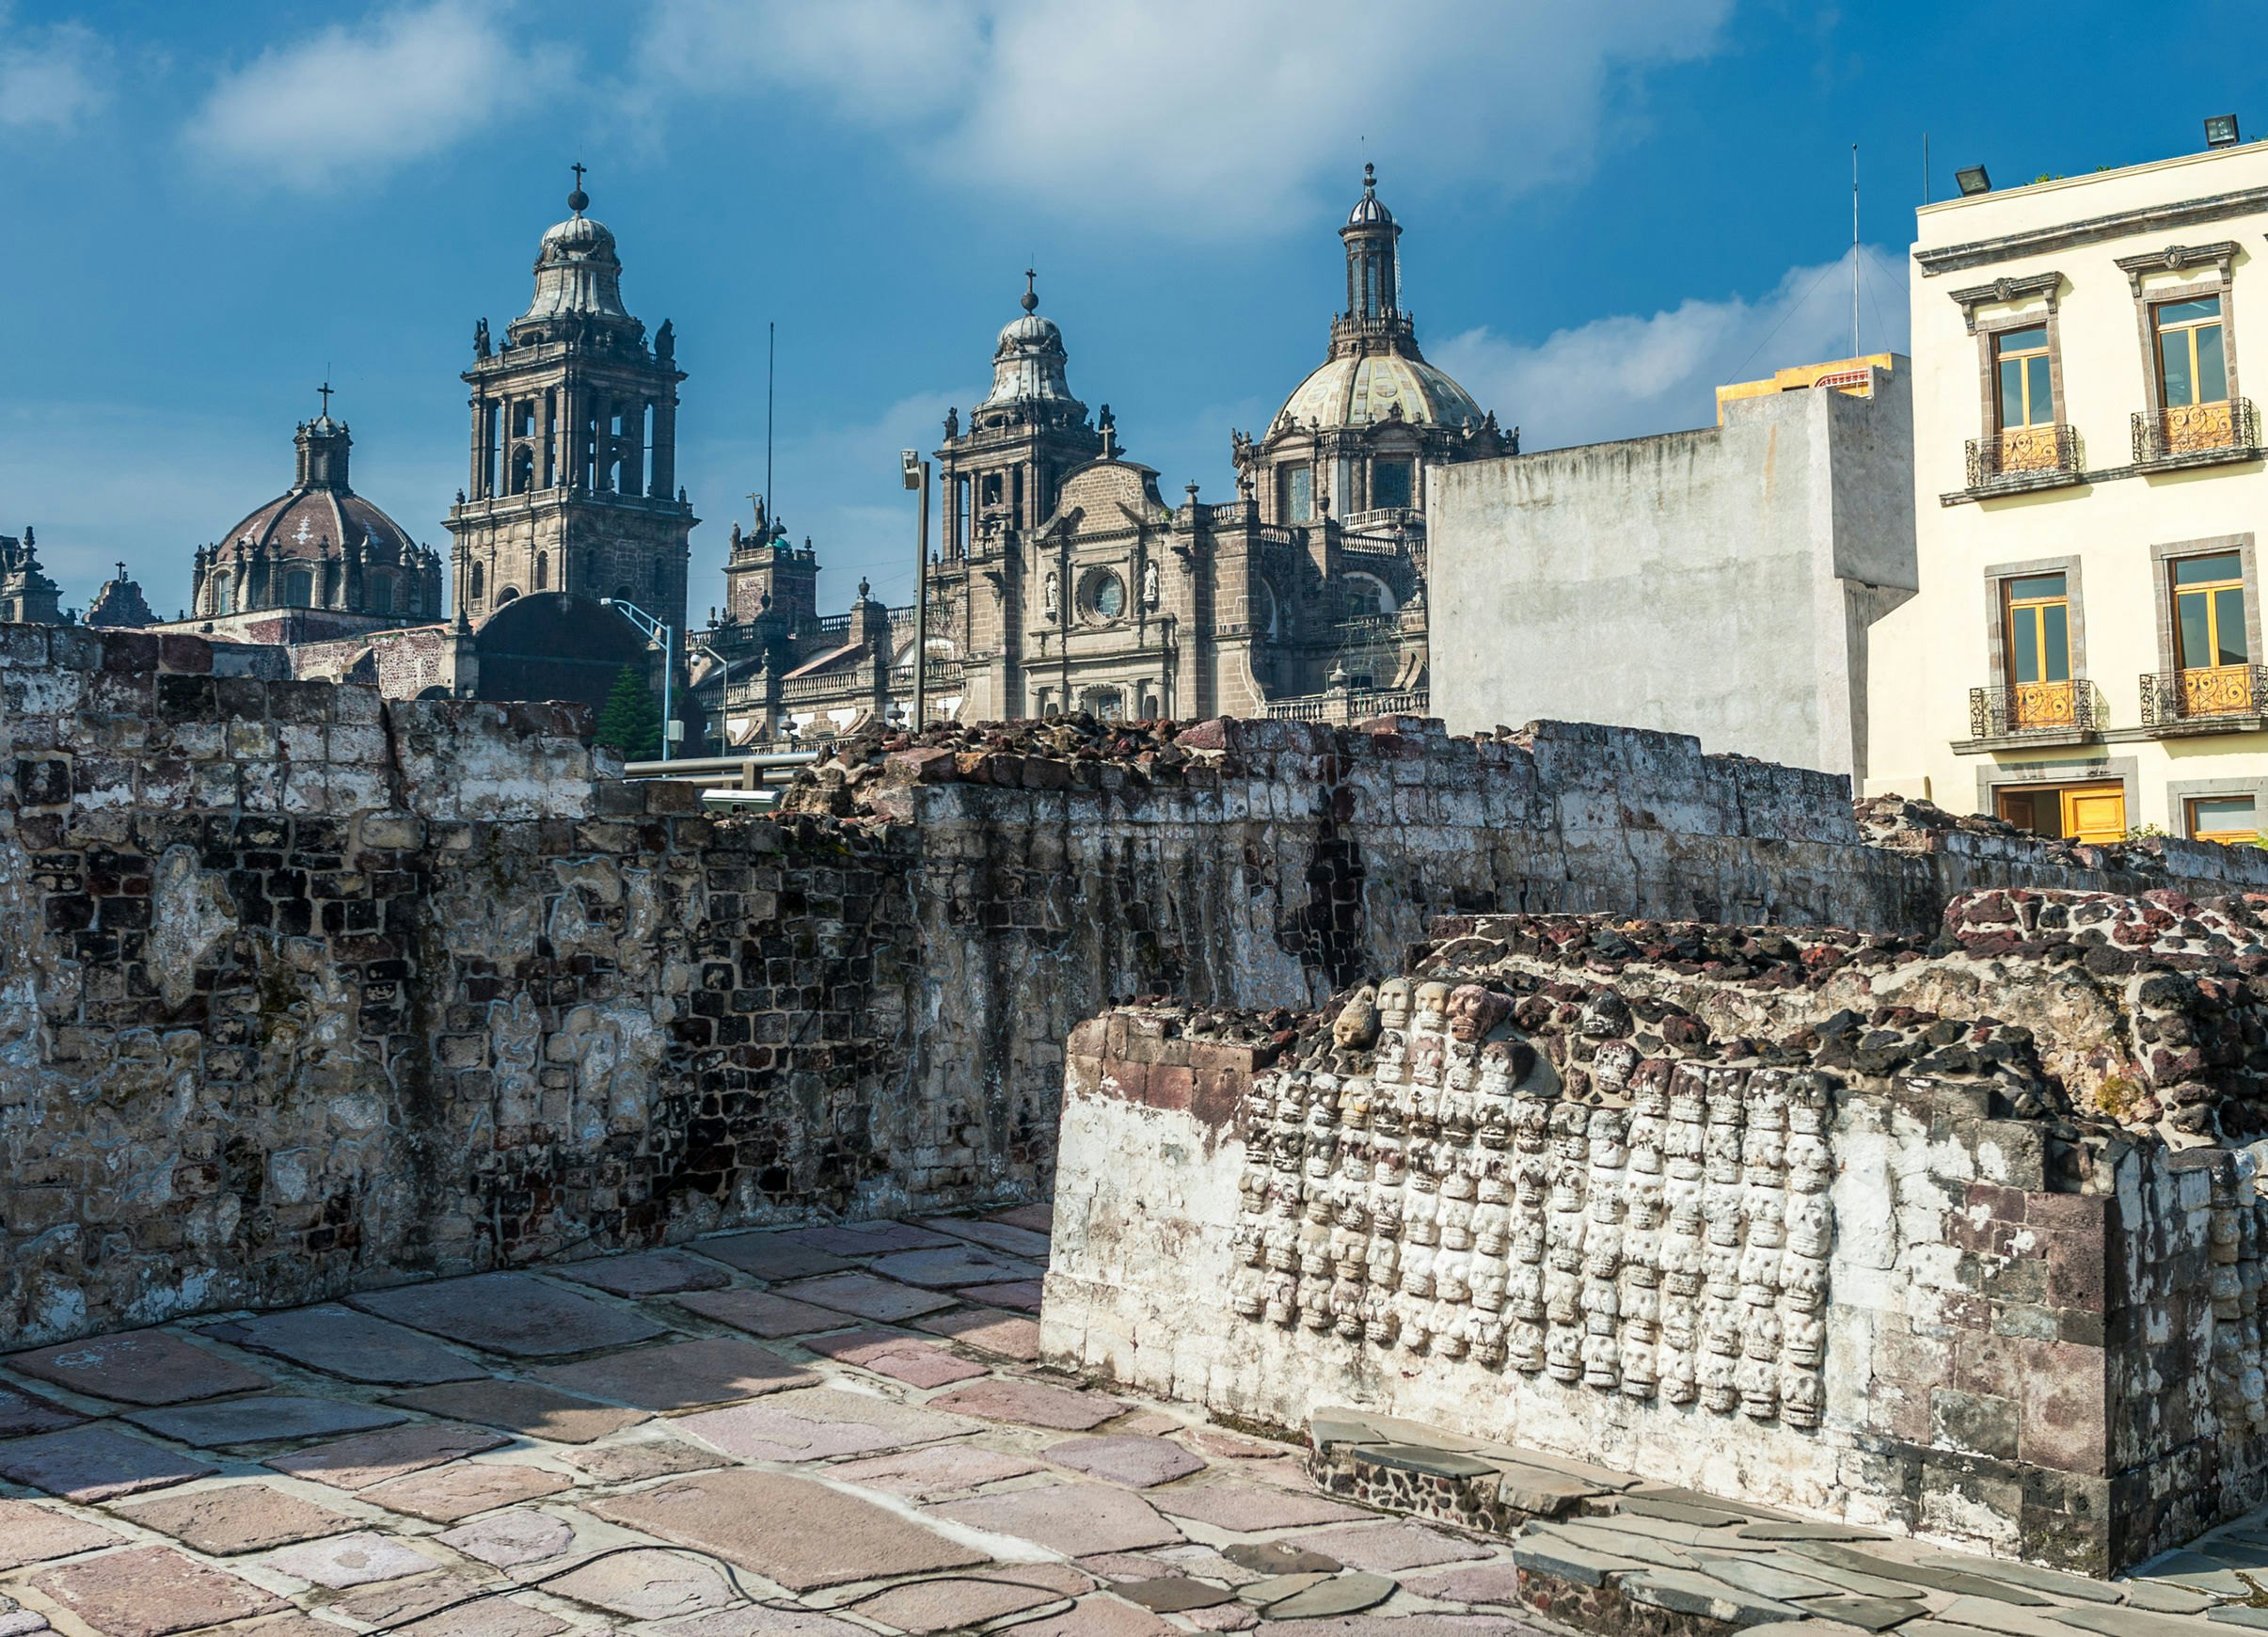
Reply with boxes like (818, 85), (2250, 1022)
(2133, 398), (2260, 464)
(1968, 678), (2107, 739)
(2139, 664), (2268, 726)
(1264, 686), (1429, 723)
(1965, 423), (2084, 488)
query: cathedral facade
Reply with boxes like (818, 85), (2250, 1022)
(699, 167), (1512, 747)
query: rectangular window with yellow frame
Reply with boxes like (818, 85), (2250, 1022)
(1996, 782), (2127, 845)
(2003, 572), (2073, 728)
(2155, 295), (2229, 407)
(1995, 326), (2054, 428)
(2168, 550), (2257, 717)
(2187, 794), (2259, 845)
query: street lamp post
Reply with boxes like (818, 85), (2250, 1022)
(901, 449), (930, 732)
(600, 597), (677, 761)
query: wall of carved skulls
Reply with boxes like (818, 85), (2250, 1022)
(1226, 978), (1833, 1428)
(1042, 896), (2268, 1573)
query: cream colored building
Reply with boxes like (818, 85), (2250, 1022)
(1868, 136), (2268, 846)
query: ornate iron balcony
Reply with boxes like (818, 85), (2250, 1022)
(2133, 398), (2260, 464)
(1968, 678), (2106, 739)
(2139, 664), (2268, 727)
(1964, 423), (2084, 488)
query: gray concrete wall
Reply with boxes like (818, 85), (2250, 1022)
(1430, 364), (1917, 781)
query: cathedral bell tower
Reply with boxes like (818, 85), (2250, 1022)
(445, 169), (696, 632)
(930, 272), (1105, 721)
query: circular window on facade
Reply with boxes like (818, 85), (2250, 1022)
(1085, 569), (1126, 621)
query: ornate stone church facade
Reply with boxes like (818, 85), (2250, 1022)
(699, 167), (1513, 746)
(142, 178), (689, 712)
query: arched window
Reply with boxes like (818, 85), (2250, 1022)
(510, 447), (535, 495)
(533, 552), (548, 591)
(282, 569), (314, 608)
(496, 586), (520, 606)
(470, 563), (485, 601)
(368, 573), (394, 615)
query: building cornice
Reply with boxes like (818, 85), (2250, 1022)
(1915, 187), (2268, 276)
(2112, 239), (2241, 294)
(1946, 271), (2064, 332)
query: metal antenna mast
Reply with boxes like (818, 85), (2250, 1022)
(1851, 145), (1862, 356)
(765, 321), (775, 521)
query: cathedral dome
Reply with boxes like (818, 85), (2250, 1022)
(977, 272), (1081, 413)
(196, 404), (436, 621)
(219, 485), (419, 565)
(1272, 350), (1484, 433)
(516, 177), (632, 327)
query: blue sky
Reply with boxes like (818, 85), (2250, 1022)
(3, 1), (2262, 622)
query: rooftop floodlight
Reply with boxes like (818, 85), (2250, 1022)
(901, 449), (922, 490)
(2207, 114), (2242, 148)
(1955, 165), (1991, 197)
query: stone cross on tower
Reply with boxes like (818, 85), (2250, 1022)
(318, 381), (333, 418)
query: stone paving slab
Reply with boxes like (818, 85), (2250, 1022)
(265, 1421), (510, 1490)
(776, 1272), (959, 1323)
(589, 1466), (988, 1591)
(672, 1385), (979, 1462)
(913, 1305), (1044, 1359)
(31, 1545), (286, 1636)
(959, 1278), (1045, 1311)
(433, 1507), (575, 1568)
(828, 1442), (1049, 1500)
(531, 1336), (816, 1410)
(326, 1570), (503, 1627)
(929, 1375), (1127, 1429)
(200, 1305), (488, 1386)
(5, 1329), (271, 1407)
(1047, 1434), (1209, 1488)
(548, 1248), (733, 1297)
(109, 1483), (362, 1554)
(928, 1480), (1185, 1556)
(121, 1394), (408, 1448)
(849, 1574), (1069, 1632)
(798, 1327), (990, 1387)
(348, 1273), (671, 1358)
(920, 1216), (1056, 1259)
(0, 1391), (80, 1440)
(0, 1423), (216, 1501)
(869, 1246), (1045, 1289)
(0, 1500), (122, 1570)
(785, 1222), (962, 1255)
(674, 1285), (853, 1338)
(358, 1460), (572, 1523)
(691, 1231), (853, 1282)
(560, 1433), (725, 1483)
(258, 1529), (442, 1588)
(382, 1377), (650, 1443)
(545, 1546), (738, 1618)
(1153, 1480), (1376, 1532)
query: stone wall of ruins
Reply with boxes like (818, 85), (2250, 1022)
(11, 624), (2268, 1354)
(1041, 897), (2268, 1575)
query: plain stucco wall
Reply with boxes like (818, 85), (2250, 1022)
(1429, 368), (1916, 780)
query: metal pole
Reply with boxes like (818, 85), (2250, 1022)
(765, 322), (775, 518)
(661, 623), (674, 762)
(1851, 144), (1861, 357)
(914, 460), (931, 729)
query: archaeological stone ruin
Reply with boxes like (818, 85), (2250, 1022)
(14, 622), (2268, 1587)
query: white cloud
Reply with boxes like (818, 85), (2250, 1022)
(637, 0), (1730, 233)
(185, 1), (569, 190)
(1433, 245), (1911, 451)
(0, 8), (109, 133)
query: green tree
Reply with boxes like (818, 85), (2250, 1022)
(595, 665), (662, 760)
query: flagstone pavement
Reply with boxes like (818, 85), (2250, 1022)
(0, 1209), (1547, 1637)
